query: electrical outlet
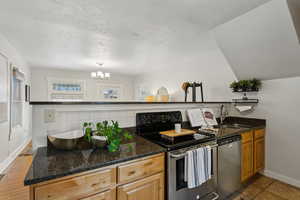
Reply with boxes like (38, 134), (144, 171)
(44, 109), (56, 123)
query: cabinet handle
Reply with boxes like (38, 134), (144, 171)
(128, 171), (136, 176)
(144, 161), (153, 166)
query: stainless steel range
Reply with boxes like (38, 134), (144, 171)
(136, 111), (219, 200)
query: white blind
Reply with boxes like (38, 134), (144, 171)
(11, 69), (24, 128)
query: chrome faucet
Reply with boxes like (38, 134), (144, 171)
(220, 104), (227, 125)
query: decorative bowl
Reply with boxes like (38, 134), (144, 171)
(48, 130), (84, 150)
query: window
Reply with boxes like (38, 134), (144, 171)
(97, 84), (122, 100)
(52, 83), (82, 92)
(11, 67), (24, 129)
(48, 78), (85, 101)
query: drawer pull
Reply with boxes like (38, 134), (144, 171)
(144, 161), (153, 166)
(128, 171), (136, 176)
(91, 183), (99, 187)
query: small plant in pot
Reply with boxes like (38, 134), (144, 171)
(95, 120), (133, 152)
(230, 79), (261, 92)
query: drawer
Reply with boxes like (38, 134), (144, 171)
(81, 189), (116, 200)
(254, 129), (265, 140)
(35, 168), (116, 200)
(117, 154), (164, 184)
(241, 131), (253, 144)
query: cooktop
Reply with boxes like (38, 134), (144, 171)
(140, 132), (214, 151)
(136, 111), (215, 151)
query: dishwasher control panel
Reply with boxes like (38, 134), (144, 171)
(217, 135), (241, 146)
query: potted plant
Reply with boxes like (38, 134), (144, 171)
(230, 79), (262, 93)
(95, 120), (133, 152)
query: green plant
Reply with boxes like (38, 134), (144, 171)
(95, 120), (133, 152)
(83, 122), (93, 142)
(239, 80), (251, 91)
(230, 81), (239, 91)
(250, 78), (262, 91)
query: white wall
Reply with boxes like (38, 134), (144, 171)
(230, 77), (300, 187)
(31, 68), (135, 101)
(0, 33), (31, 172)
(134, 32), (237, 102)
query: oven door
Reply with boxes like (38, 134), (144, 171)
(167, 145), (218, 200)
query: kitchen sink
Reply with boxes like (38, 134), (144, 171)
(216, 123), (252, 129)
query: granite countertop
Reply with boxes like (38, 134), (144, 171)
(24, 116), (265, 186)
(24, 135), (166, 186)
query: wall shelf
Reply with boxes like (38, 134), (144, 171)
(232, 99), (259, 104)
(29, 101), (259, 105)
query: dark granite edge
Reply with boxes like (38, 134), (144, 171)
(29, 101), (258, 105)
(24, 149), (166, 186)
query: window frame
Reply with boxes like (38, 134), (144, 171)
(9, 65), (25, 140)
(47, 78), (86, 101)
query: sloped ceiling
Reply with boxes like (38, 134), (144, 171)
(287, 0), (300, 43)
(214, 0), (300, 80)
(0, 0), (270, 75)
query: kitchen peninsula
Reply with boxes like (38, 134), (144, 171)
(26, 101), (265, 200)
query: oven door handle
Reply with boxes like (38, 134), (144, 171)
(170, 144), (218, 159)
(170, 153), (186, 158)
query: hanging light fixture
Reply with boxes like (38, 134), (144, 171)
(91, 63), (111, 79)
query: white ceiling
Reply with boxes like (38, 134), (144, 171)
(0, 0), (271, 75)
(214, 0), (300, 80)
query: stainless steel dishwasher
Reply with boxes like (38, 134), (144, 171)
(217, 135), (242, 199)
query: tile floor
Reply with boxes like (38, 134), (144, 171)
(230, 175), (300, 200)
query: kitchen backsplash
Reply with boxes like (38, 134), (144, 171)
(32, 103), (232, 149)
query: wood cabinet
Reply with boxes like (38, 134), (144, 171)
(241, 129), (265, 182)
(254, 130), (265, 173)
(30, 153), (165, 200)
(117, 173), (164, 200)
(241, 131), (254, 182)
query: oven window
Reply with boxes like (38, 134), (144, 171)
(176, 158), (187, 190)
(175, 150), (214, 191)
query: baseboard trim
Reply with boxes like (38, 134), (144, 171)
(0, 138), (31, 174)
(263, 170), (300, 188)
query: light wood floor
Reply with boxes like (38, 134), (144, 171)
(0, 143), (32, 200)
(0, 143), (299, 200)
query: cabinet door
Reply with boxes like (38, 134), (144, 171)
(117, 173), (164, 200)
(254, 137), (265, 173)
(81, 189), (116, 200)
(241, 141), (253, 182)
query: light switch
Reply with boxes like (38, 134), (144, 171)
(44, 109), (56, 123)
